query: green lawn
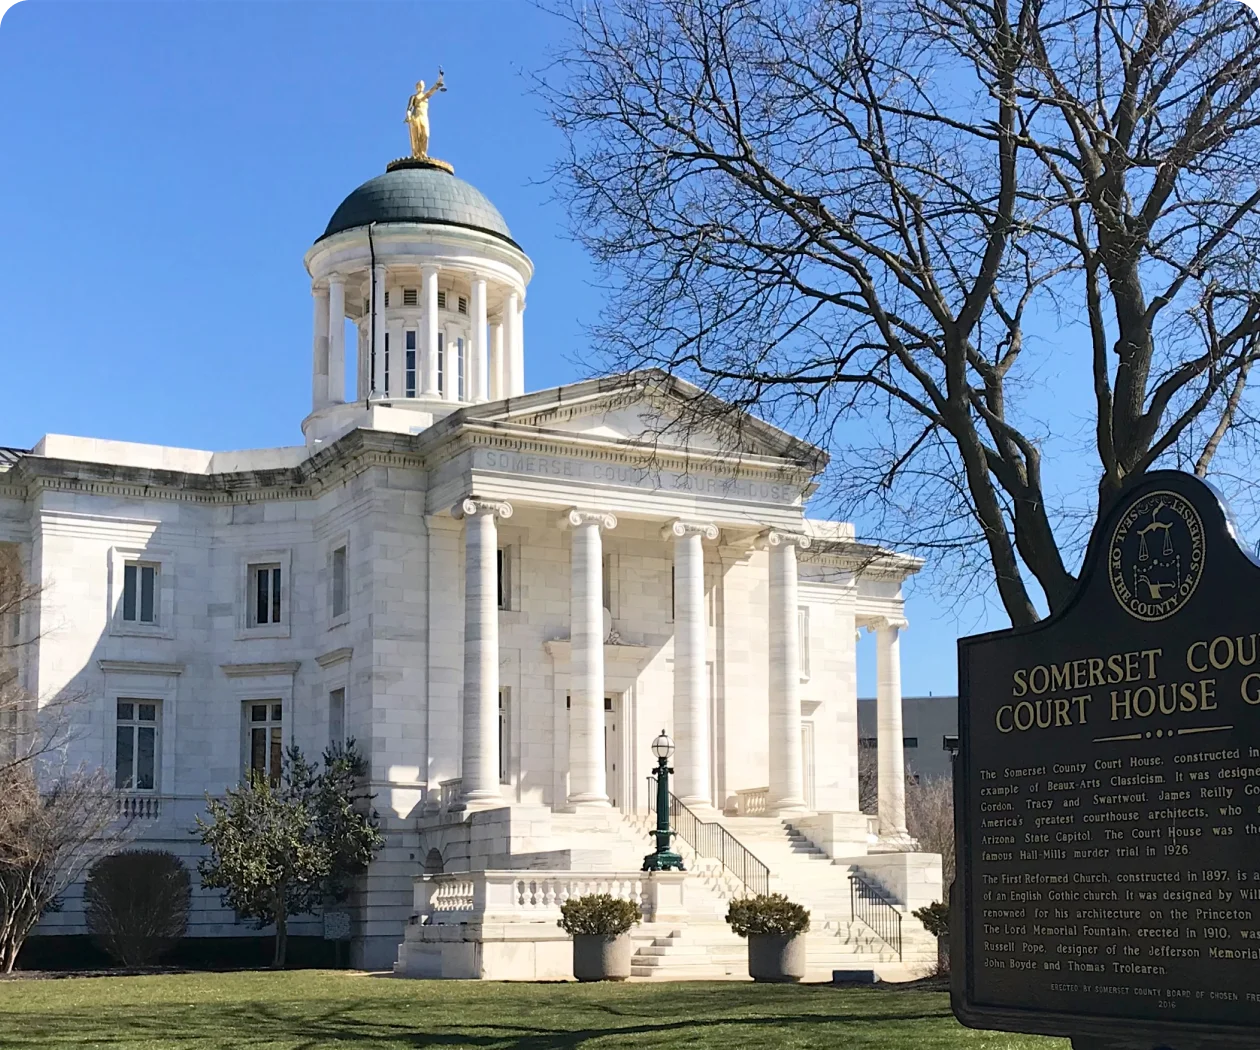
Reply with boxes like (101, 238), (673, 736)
(0, 970), (1067, 1049)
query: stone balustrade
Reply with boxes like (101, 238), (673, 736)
(733, 787), (769, 816)
(439, 778), (463, 813)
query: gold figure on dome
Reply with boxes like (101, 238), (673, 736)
(406, 70), (447, 160)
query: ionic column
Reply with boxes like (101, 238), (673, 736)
(471, 276), (488, 402)
(488, 321), (505, 401)
(421, 267), (439, 396)
(371, 264), (386, 397)
(665, 520), (718, 808)
(504, 290), (523, 397)
(875, 618), (911, 842)
(311, 283), (330, 410)
(455, 497), (513, 804)
(327, 276), (345, 403)
(564, 508), (617, 808)
(764, 530), (810, 814)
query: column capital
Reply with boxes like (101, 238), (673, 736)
(454, 497), (513, 521)
(861, 614), (909, 633)
(420, 264), (439, 277)
(312, 282), (330, 299)
(560, 508), (617, 531)
(758, 529), (810, 550)
(662, 520), (718, 541)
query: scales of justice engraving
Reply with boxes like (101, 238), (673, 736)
(1108, 489), (1205, 621)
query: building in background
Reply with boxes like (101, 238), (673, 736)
(858, 695), (958, 781)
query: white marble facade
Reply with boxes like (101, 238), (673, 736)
(0, 154), (924, 970)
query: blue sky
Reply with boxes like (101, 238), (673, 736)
(0, 0), (1005, 705)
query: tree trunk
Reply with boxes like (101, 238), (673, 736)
(2, 935), (18, 974)
(272, 907), (287, 969)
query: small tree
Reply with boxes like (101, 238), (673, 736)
(0, 764), (122, 972)
(84, 850), (190, 967)
(195, 742), (383, 968)
(905, 774), (955, 887)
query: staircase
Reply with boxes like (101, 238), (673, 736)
(548, 806), (935, 979)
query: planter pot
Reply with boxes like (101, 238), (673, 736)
(747, 933), (807, 982)
(572, 932), (634, 982)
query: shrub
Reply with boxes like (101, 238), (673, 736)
(913, 900), (949, 938)
(557, 894), (642, 936)
(84, 850), (191, 966)
(725, 893), (810, 937)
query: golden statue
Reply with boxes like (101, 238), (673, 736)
(406, 70), (446, 160)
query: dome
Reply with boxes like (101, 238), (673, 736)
(320, 162), (516, 245)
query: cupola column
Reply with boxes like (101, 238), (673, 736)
(327, 276), (346, 403)
(489, 321), (505, 401)
(371, 263), (387, 397)
(311, 283), (330, 410)
(504, 291), (524, 397)
(471, 277), (489, 402)
(421, 267), (439, 396)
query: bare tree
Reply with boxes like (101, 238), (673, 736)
(906, 774), (956, 887)
(541, 0), (1260, 624)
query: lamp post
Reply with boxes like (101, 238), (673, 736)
(642, 730), (684, 872)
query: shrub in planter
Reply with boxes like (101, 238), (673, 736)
(84, 850), (191, 966)
(557, 894), (642, 981)
(725, 893), (811, 983)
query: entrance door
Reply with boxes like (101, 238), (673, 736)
(604, 695), (619, 808)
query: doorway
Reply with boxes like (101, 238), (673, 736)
(604, 694), (620, 808)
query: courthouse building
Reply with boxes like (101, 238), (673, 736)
(0, 123), (940, 975)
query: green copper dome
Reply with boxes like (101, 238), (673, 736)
(320, 163), (515, 245)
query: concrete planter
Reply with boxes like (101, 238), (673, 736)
(747, 933), (807, 982)
(572, 933), (634, 981)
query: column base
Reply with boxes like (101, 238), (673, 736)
(676, 795), (715, 813)
(766, 796), (809, 816)
(565, 793), (611, 809)
(455, 791), (504, 813)
(871, 829), (918, 852)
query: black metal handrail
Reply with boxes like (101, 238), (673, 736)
(647, 776), (770, 896)
(849, 872), (903, 959)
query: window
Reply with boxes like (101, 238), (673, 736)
(115, 700), (159, 791)
(247, 701), (284, 785)
(437, 332), (446, 395)
(498, 688), (509, 784)
(437, 290), (447, 310)
(249, 564), (283, 626)
(383, 290), (390, 307)
(122, 562), (158, 624)
(405, 330), (417, 397)
(602, 553), (613, 612)
(497, 547), (511, 610)
(403, 288), (418, 306)
(798, 607), (811, 680)
(383, 331), (391, 395)
(456, 337), (466, 399)
(859, 737), (878, 749)
(329, 688), (346, 747)
(457, 296), (468, 315)
(331, 545), (348, 620)
(904, 736), (919, 748)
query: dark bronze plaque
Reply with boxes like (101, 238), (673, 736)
(953, 471), (1260, 1049)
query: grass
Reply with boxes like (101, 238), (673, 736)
(0, 970), (1069, 1050)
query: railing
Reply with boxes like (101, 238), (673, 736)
(415, 871), (650, 925)
(734, 787), (768, 816)
(439, 778), (463, 813)
(849, 871), (902, 960)
(116, 794), (163, 820)
(649, 777), (770, 896)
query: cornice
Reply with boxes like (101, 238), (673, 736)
(315, 647), (353, 669)
(220, 661), (301, 678)
(98, 659), (185, 676)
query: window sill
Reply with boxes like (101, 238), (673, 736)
(110, 622), (173, 640)
(236, 624), (291, 641)
(328, 614), (351, 631)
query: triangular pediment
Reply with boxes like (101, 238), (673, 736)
(459, 370), (825, 470)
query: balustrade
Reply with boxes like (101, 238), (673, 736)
(414, 870), (654, 925)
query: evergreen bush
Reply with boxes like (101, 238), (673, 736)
(725, 893), (811, 937)
(557, 894), (642, 936)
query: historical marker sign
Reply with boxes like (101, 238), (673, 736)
(953, 471), (1260, 1049)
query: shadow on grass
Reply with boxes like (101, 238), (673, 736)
(0, 996), (958, 1050)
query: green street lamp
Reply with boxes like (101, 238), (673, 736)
(642, 729), (685, 873)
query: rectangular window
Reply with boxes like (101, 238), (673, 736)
(383, 290), (390, 307)
(904, 737), (919, 748)
(497, 546), (511, 611)
(250, 564), (283, 626)
(403, 288), (417, 306)
(798, 607), (810, 679)
(405, 330), (417, 397)
(456, 337), (465, 399)
(437, 332), (446, 395)
(457, 296), (468, 315)
(331, 546), (348, 619)
(383, 331), (390, 395)
(122, 562), (158, 624)
(498, 688), (509, 784)
(247, 701), (284, 786)
(602, 553), (613, 613)
(329, 688), (346, 747)
(437, 290), (447, 310)
(115, 700), (159, 791)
